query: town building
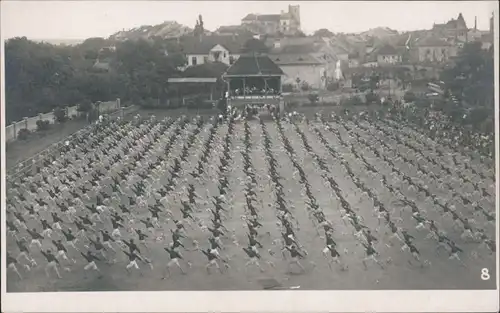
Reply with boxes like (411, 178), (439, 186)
(374, 44), (402, 66)
(180, 35), (252, 67)
(267, 40), (339, 89)
(241, 5), (301, 36)
(432, 13), (468, 43)
(412, 37), (458, 63)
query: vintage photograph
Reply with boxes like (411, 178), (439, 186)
(1, 0), (497, 297)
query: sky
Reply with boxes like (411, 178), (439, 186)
(1, 1), (497, 40)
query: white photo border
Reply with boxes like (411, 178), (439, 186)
(1, 1), (499, 313)
(2, 290), (499, 313)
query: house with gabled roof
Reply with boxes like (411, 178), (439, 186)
(374, 44), (402, 65)
(267, 41), (339, 89)
(180, 35), (252, 68)
(413, 36), (458, 63)
(432, 13), (468, 43)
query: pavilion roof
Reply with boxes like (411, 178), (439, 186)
(224, 54), (284, 77)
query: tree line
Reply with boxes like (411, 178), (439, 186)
(437, 41), (495, 133)
(4, 36), (193, 123)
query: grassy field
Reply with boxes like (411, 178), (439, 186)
(6, 119), (89, 170)
(5, 109), (496, 291)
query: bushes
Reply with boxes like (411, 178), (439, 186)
(36, 119), (51, 131)
(308, 94), (319, 105)
(17, 128), (30, 140)
(53, 107), (67, 123)
(326, 81), (339, 92)
(300, 82), (311, 91)
(403, 91), (416, 103)
(77, 100), (93, 113)
(282, 84), (295, 92)
(186, 96), (213, 110)
(464, 107), (491, 130)
(216, 98), (227, 112)
(342, 95), (363, 106)
(365, 92), (381, 105)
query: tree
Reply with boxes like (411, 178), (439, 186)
(313, 28), (334, 37)
(53, 107), (67, 123)
(403, 91), (416, 103)
(77, 99), (93, 112)
(440, 41), (494, 109)
(295, 31), (307, 37)
(4, 36), (206, 122)
(193, 15), (205, 36)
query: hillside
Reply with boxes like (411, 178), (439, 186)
(109, 21), (196, 41)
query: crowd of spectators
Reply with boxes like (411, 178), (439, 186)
(386, 103), (494, 159)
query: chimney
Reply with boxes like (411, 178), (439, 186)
(474, 16), (477, 31)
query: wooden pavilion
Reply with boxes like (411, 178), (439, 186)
(222, 54), (285, 116)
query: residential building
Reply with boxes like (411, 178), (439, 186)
(412, 37), (458, 63)
(347, 52), (361, 68)
(241, 5), (301, 36)
(270, 54), (327, 89)
(268, 42), (338, 89)
(432, 13), (468, 43)
(180, 35), (252, 67)
(480, 33), (493, 50)
(375, 44), (402, 65)
(329, 44), (349, 61)
(476, 13), (495, 50)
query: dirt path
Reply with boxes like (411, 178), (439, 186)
(6, 119), (89, 170)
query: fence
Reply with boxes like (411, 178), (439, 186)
(5, 99), (121, 142)
(6, 104), (137, 182)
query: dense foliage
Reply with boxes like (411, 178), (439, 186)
(438, 42), (495, 133)
(5, 36), (188, 123)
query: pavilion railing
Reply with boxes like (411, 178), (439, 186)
(229, 95), (283, 100)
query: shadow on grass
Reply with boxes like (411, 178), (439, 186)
(64, 275), (124, 292)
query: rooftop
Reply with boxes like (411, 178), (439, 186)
(242, 14), (281, 22)
(180, 35), (252, 54)
(376, 44), (398, 55)
(415, 36), (452, 47)
(270, 54), (323, 65)
(224, 54), (284, 76)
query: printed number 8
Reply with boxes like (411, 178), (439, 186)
(481, 268), (490, 281)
